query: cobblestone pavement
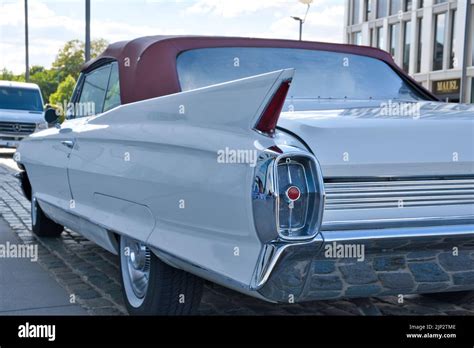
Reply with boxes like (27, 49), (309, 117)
(1, 151), (474, 315)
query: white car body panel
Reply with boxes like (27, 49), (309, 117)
(18, 69), (294, 288)
(279, 102), (474, 178)
(278, 102), (474, 229)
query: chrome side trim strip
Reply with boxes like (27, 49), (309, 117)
(322, 224), (474, 242)
(326, 199), (474, 210)
(322, 215), (474, 231)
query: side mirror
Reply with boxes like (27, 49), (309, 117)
(44, 108), (59, 124)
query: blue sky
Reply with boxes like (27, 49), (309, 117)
(0, 0), (345, 74)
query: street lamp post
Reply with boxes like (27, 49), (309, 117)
(291, 0), (313, 41)
(24, 0), (29, 81)
(460, 1), (472, 104)
(85, 0), (91, 62)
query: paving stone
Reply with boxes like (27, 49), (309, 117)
(439, 253), (474, 272)
(310, 275), (343, 291)
(453, 272), (474, 286)
(378, 273), (415, 290)
(408, 262), (450, 283)
(373, 256), (405, 271)
(312, 260), (335, 274)
(339, 262), (378, 285)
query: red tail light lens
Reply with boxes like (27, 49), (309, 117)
(255, 81), (291, 136)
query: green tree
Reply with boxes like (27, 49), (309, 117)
(0, 68), (25, 82)
(52, 39), (108, 81)
(29, 66), (60, 102)
(49, 75), (76, 107)
(1, 38), (108, 106)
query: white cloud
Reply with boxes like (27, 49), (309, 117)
(186, 0), (290, 18)
(0, 0), (345, 74)
(185, 0), (344, 42)
(0, 0), (82, 33)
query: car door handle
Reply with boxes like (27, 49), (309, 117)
(61, 140), (75, 149)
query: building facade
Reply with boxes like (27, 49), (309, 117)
(344, 0), (474, 103)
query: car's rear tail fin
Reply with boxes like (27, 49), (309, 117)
(97, 68), (295, 135)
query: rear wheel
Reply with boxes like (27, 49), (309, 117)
(31, 195), (63, 237)
(119, 235), (203, 315)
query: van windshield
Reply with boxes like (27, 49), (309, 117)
(0, 86), (43, 112)
(177, 47), (424, 102)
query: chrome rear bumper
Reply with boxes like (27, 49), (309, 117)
(255, 223), (474, 303)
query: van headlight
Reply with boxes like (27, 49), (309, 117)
(35, 122), (48, 131)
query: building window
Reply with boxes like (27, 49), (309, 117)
(377, 26), (385, 49)
(404, 0), (413, 12)
(390, 23), (400, 58)
(377, 0), (388, 18)
(449, 10), (457, 69)
(416, 17), (423, 73)
(433, 12), (446, 71)
(364, 0), (372, 21)
(403, 21), (412, 72)
(390, 0), (402, 16)
(370, 28), (374, 46)
(418, 0), (424, 9)
(352, 31), (362, 45)
(352, 0), (361, 24)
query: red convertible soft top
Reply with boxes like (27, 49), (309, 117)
(82, 35), (437, 104)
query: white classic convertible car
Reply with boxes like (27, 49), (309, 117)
(15, 36), (474, 315)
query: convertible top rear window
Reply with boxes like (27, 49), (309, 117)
(177, 47), (424, 102)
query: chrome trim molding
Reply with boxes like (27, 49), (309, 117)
(251, 222), (474, 291)
(322, 224), (474, 242)
(322, 215), (474, 231)
(325, 177), (474, 210)
(250, 235), (325, 290)
(256, 224), (474, 303)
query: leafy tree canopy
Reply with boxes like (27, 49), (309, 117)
(0, 38), (108, 104)
(49, 75), (76, 108)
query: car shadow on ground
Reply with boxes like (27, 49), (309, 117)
(0, 149), (15, 158)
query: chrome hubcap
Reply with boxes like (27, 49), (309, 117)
(122, 237), (151, 302)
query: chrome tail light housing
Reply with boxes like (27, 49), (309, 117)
(252, 146), (325, 242)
